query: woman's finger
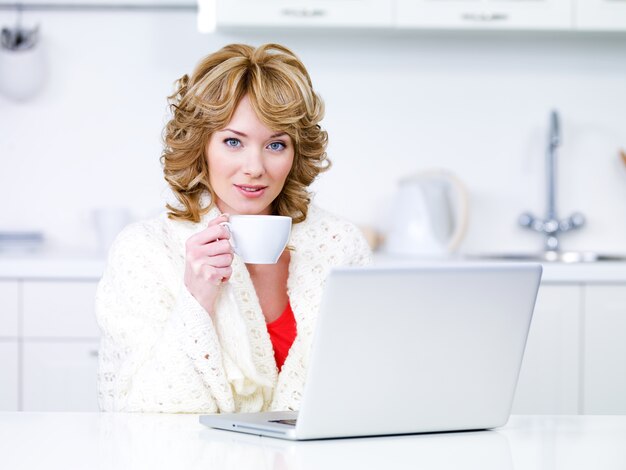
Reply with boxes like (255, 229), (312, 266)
(219, 266), (233, 283)
(207, 213), (229, 227)
(186, 218), (230, 247)
(188, 239), (232, 259)
(199, 265), (233, 285)
(207, 253), (234, 268)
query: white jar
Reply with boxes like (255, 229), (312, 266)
(0, 41), (47, 101)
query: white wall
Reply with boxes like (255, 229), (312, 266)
(1, 11), (626, 254)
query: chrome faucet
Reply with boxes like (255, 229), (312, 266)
(518, 110), (585, 251)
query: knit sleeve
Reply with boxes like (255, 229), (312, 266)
(325, 214), (373, 267)
(344, 223), (373, 267)
(95, 222), (234, 413)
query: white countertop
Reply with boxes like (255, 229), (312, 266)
(0, 251), (105, 280)
(373, 254), (626, 283)
(0, 413), (625, 470)
(1, 251), (626, 283)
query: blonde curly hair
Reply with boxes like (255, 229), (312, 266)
(161, 43), (330, 224)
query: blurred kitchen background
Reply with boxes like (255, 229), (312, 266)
(1, 1), (625, 414)
(0, 1), (625, 254)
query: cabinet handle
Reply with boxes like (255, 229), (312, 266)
(461, 12), (509, 22)
(280, 8), (327, 18)
(89, 349), (99, 358)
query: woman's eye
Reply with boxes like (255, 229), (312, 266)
(224, 138), (241, 148)
(268, 141), (286, 151)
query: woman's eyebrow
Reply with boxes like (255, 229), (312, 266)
(220, 128), (288, 139)
(270, 132), (288, 138)
(221, 128), (247, 137)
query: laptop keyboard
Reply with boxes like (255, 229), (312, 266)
(269, 419), (297, 426)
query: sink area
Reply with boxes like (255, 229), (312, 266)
(468, 113), (625, 267)
(467, 251), (626, 263)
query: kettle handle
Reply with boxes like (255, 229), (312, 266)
(445, 172), (469, 252)
(401, 168), (469, 253)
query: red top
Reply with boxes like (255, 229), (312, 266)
(266, 301), (297, 371)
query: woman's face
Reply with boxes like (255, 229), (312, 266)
(206, 95), (295, 216)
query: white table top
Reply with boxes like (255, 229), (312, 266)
(1, 413), (625, 470)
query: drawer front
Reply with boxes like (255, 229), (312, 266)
(0, 341), (19, 411)
(22, 281), (100, 338)
(397, 0), (572, 29)
(583, 285), (626, 414)
(512, 285), (581, 414)
(0, 281), (19, 337)
(22, 340), (100, 411)
(218, 0), (393, 28)
(576, 0), (626, 30)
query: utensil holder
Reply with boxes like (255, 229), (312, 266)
(0, 40), (46, 101)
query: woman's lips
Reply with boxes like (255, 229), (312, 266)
(234, 184), (267, 199)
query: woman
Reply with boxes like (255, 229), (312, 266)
(96, 43), (371, 413)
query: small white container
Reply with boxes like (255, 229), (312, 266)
(92, 208), (132, 255)
(0, 40), (47, 101)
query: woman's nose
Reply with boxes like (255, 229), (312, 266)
(242, 149), (265, 177)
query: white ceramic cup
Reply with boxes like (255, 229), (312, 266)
(221, 215), (291, 264)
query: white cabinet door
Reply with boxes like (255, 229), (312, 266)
(217, 0), (394, 28)
(0, 341), (19, 411)
(22, 340), (100, 411)
(396, 0), (572, 29)
(0, 281), (19, 337)
(512, 284), (581, 414)
(576, 0), (626, 30)
(22, 281), (100, 338)
(583, 284), (626, 414)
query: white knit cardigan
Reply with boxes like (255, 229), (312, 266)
(96, 203), (371, 413)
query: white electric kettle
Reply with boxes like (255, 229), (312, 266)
(382, 169), (469, 257)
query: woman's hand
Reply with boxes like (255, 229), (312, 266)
(184, 213), (234, 315)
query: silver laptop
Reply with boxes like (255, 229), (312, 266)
(200, 263), (542, 440)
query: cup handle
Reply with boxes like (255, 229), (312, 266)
(445, 174), (469, 252)
(218, 221), (236, 252)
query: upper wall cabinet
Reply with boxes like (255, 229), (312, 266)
(216, 0), (394, 28)
(396, 0), (573, 30)
(576, 0), (626, 30)
(0, 0), (195, 4)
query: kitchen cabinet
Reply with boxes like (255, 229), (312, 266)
(0, 281), (19, 337)
(0, 341), (19, 411)
(0, 275), (101, 411)
(20, 280), (100, 411)
(511, 285), (581, 414)
(22, 281), (100, 338)
(0, 0), (194, 5)
(0, 281), (20, 411)
(22, 340), (100, 411)
(575, 0), (626, 31)
(583, 285), (626, 414)
(216, 0), (394, 29)
(4, 254), (626, 413)
(512, 282), (626, 415)
(396, 0), (573, 30)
